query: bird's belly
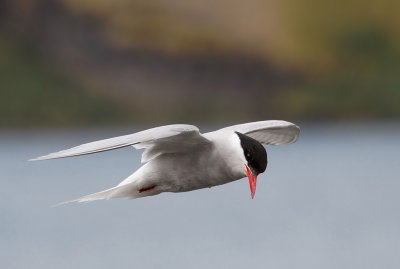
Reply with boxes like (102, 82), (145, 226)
(172, 173), (243, 193)
(170, 163), (244, 193)
(142, 152), (243, 193)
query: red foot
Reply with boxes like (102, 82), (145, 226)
(138, 185), (156, 193)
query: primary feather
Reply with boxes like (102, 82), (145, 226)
(29, 124), (201, 161)
(220, 120), (300, 145)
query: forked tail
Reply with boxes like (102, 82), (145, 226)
(54, 182), (159, 206)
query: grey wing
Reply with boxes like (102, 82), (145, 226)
(221, 120), (300, 145)
(30, 124), (211, 162)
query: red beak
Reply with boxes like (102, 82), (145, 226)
(245, 165), (257, 199)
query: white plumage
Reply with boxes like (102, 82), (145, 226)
(31, 120), (300, 203)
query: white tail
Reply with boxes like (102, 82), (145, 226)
(53, 182), (160, 206)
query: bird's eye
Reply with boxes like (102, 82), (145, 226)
(246, 153), (252, 161)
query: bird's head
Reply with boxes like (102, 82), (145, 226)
(235, 132), (268, 199)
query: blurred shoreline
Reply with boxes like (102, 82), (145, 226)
(1, 0), (399, 128)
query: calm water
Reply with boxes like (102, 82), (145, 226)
(1, 123), (400, 269)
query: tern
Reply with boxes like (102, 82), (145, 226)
(30, 120), (300, 202)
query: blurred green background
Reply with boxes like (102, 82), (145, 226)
(1, 0), (399, 128)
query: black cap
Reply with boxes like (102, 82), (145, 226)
(235, 132), (268, 175)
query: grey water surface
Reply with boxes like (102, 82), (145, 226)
(1, 123), (399, 269)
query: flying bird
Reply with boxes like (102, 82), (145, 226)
(30, 120), (300, 203)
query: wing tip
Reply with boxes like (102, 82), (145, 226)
(286, 123), (301, 144)
(267, 121), (301, 145)
(269, 120), (301, 144)
(28, 156), (45, 161)
(51, 199), (77, 207)
(28, 154), (60, 161)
